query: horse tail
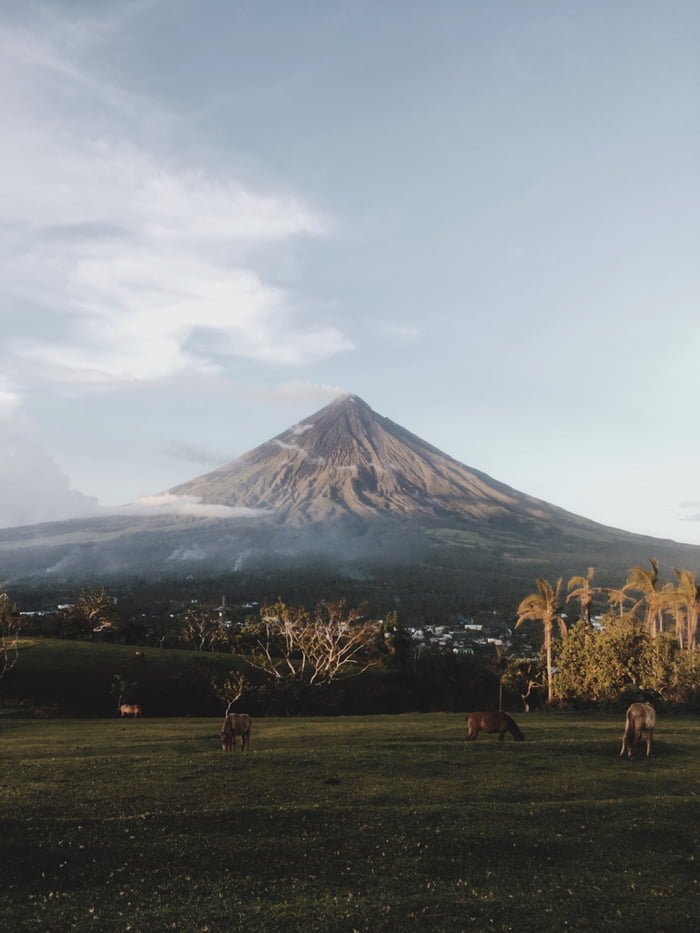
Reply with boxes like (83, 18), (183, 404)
(506, 714), (525, 741)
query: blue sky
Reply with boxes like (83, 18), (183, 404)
(2, 0), (700, 544)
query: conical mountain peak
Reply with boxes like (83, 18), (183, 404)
(167, 395), (571, 527)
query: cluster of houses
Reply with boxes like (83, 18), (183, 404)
(406, 613), (515, 654)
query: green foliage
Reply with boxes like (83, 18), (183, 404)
(377, 612), (416, 673)
(0, 639), (238, 717)
(1, 714), (698, 932)
(39, 586), (122, 641)
(555, 617), (698, 708)
(566, 566), (595, 623)
(502, 657), (544, 712)
(0, 638), (505, 717)
(518, 560), (700, 709)
(0, 583), (22, 681)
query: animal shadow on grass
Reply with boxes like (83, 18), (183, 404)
(553, 738), (683, 759)
(617, 740), (689, 759)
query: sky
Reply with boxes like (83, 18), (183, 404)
(1, 0), (699, 545)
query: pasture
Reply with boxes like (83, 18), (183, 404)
(1, 713), (698, 932)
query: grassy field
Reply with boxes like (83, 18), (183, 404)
(1, 712), (698, 932)
(1, 639), (240, 717)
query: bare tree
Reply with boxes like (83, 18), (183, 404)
(212, 670), (251, 713)
(57, 586), (119, 639)
(178, 602), (230, 652)
(248, 600), (380, 686)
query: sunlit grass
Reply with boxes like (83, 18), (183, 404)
(1, 713), (698, 931)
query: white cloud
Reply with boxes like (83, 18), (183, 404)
(0, 416), (99, 529)
(290, 423), (313, 437)
(273, 440), (309, 457)
(0, 13), (348, 395)
(0, 376), (21, 416)
(120, 493), (273, 519)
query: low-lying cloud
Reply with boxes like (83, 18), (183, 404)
(119, 494), (274, 520)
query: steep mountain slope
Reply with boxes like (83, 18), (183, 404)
(168, 394), (594, 531)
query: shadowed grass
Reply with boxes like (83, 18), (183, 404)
(1, 713), (698, 931)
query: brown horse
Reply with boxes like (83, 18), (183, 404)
(466, 711), (524, 742)
(119, 703), (142, 718)
(620, 702), (656, 758)
(220, 713), (252, 752)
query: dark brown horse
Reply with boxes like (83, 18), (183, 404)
(620, 702), (656, 758)
(466, 711), (524, 742)
(220, 712), (252, 752)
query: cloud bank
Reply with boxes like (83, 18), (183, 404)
(1, 10), (351, 398)
(0, 420), (99, 529)
(120, 494), (274, 520)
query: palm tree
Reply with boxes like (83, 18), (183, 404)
(625, 558), (667, 638)
(671, 568), (700, 651)
(515, 577), (567, 704)
(566, 567), (596, 624)
(491, 645), (510, 711)
(600, 585), (634, 619)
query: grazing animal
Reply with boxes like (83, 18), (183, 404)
(134, 650), (144, 659)
(119, 703), (142, 718)
(220, 712), (252, 752)
(620, 702), (656, 758)
(466, 711), (524, 742)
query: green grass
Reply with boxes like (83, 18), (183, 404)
(1, 713), (698, 932)
(2, 639), (239, 717)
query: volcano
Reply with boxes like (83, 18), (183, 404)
(167, 394), (587, 530)
(1, 394), (699, 602)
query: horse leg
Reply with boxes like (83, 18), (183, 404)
(646, 732), (653, 757)
(621, 725), (634, 757)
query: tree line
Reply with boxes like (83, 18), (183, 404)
(511, 559), (699, 709)
(3, 557), (699, 714)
